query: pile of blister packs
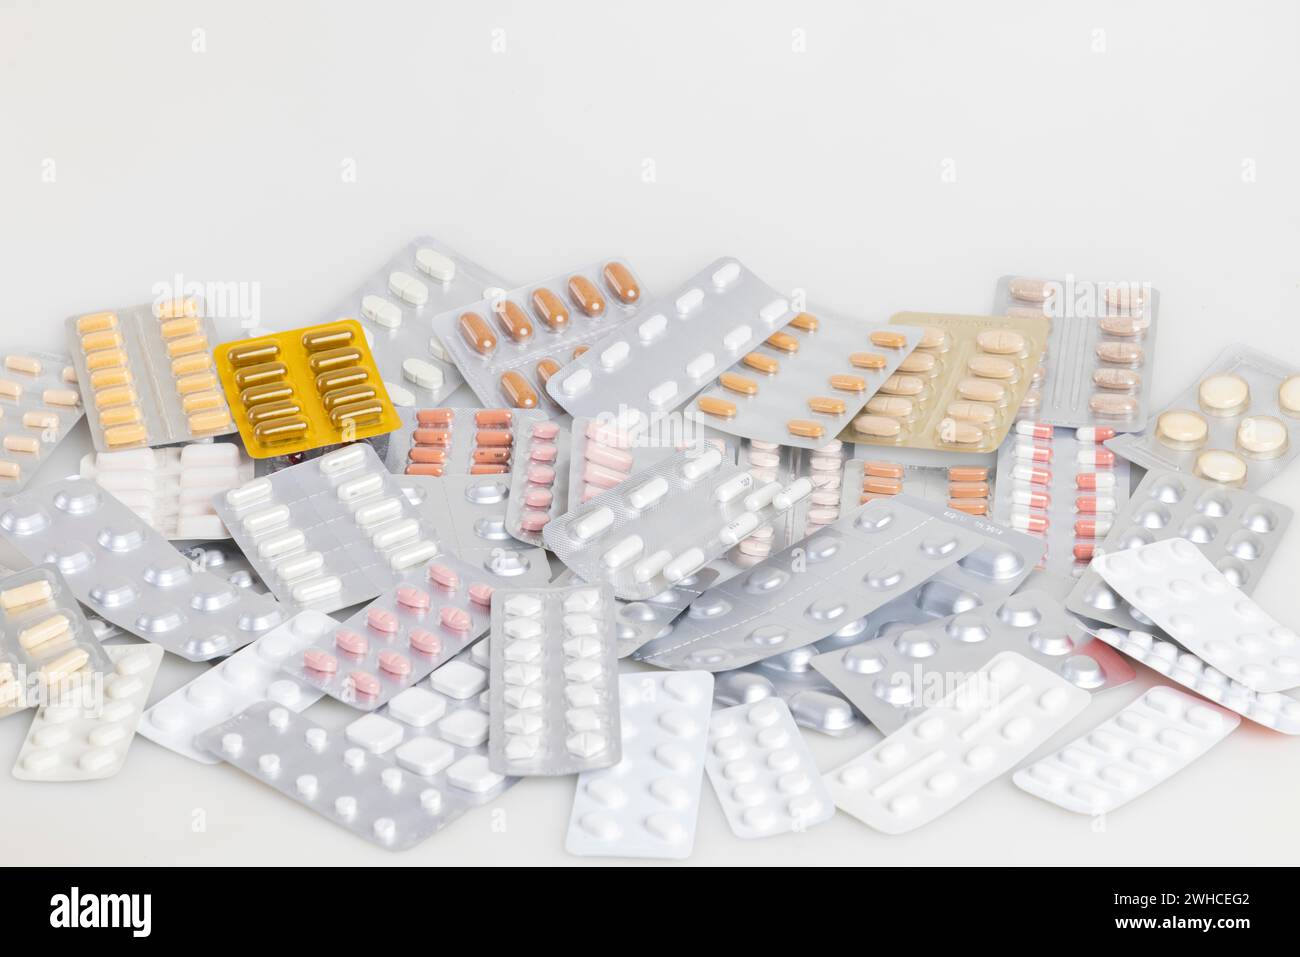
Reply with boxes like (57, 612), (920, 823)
(3, 248), (1298, 856)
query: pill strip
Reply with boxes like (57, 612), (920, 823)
(0, 351), (84, 491)
(543, 446), (807, 601)
(840, 312), (1048, 456)
(1095, 628), (1300, 735)
(565, 413), (700, 510)
(713, 658), (863, 736)
(1106, 344), (1300, 491)
(614, 568), (719, 659)
(993, 275), (1160, 431)
(825, 651), (1090, 833)
(841, 458), (994, 519)
(726, 439), (844, 564)
(566, 671), (714, 859)
(503, 418), (569, 545)
(1065, 468), (1290, 632)
(489, 584), (620, 776)
(139, 610), (334, 764)
(383, 406), (544, 477)
(810, 589), (1135, 734)
(1014, 686), (1239, 815)
(79, 443), (254, 540)
(705, 698), (835, 839)
(213, 444), (441, 614)
(547, 258), (795, 421)
(66, 301), (235, 451)
(214, 319), (401, 459)
(1094, 538), (1300, 693)
(283, 554), (493, 711)
(324, 236), (513, 406)
(431, 259), (644, 413)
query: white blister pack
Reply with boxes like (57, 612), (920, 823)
(80, 443), (254, 540)
(503, 418), (569, 545)
(566, 670), (714, 859)
(1093, 538), (1300, 693)
(139, 610), (333, 763)
(0, 351), (83, 492)
(1014, 686), (1239, 815)
(547, 258), (795, 421)
(214, 443), (441, 613)
(14, 642), (163, 781)
(489, 584), (620, 776)
(704, 697), (834, 838)
(825, 652), (1090, 833)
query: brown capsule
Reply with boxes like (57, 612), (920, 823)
(829, 374), (866, 393)
(458, 312), (497, 355)
(247, 399), (302, 425)
(417, 409), (454, 426)
(787, 419), (824, 439)
(405, 464), (445, 477)
(253, 416), (309, 445)
(743, 353), (780, 375)
(315, 366), (369, 394)
(696, 396), (737, 419)
(330, 399), (385, 428)
(765, 331), (800, 353)
(302, 327), (355, 352)
(409, 447), (448, 464)
(850, 352), (887, 370)
(234, 361), (288, 390)
(474, 409), (512, 428)
(226, 341), (280, 367)
(308, 347), (362, 373)
(789, 312), (819, 332)
(862, 461), (904, 479)
(322, 384), (377, 411)
(947, 467), (989, 483)
(869, 330), (909, 349)
(241, 382), (294, 407)
(568, 276), (606, 317)
(808, 397), (846, 415)
(412, 429), (453, 447)
(531, 289), (570, 331)
(601, 263), (640, 304)
(571, 345), (589, 360)
(472, 448), (511, 465)
(500, 371), (538, 409)
(469, 464), (508, 475)
(494, 301), (534, 343)
(1094, 368), (1140, 391)
(536, 358), (562, 385)
(719, 372), (758, 396)
(948, 498), (988, 516)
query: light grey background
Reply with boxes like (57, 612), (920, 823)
(2, 0), (1298, 865)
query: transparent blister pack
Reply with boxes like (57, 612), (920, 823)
(566, 412), (698, 510)
(547, 258), (795, 421)
(67, 300), (236, 451)
(79, 443), (254, 540)
(825, 652), (1090, 833)
(213, 444), (441, 613)
(0, 351), (84, 491)
(810, 589), (1136, 734)
(992, 275), (1160, 430)
(712, 655), (864, 736)
(383, 406), (544, 477)
(1014, 686), (1238, 815)
(686, 311), (924, 448)
(1106, 344), (1300, 490)
(139, 610), (334, 763)
(489, 584), (619, 776)
(320, 237), (513, 406)
(841, 458), (995, 519)
(0, 482), (284, 661)
(432, 259), (644, 413)
(1093, 538), (1300, 693)
(1065, 469), (1292, 631)
(565, 671), (713, 859)
(503, 418), (569, 545)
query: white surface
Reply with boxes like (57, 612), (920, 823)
(2, 0), (1299, 864)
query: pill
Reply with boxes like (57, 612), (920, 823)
(1098, 316), (1144, 337)
(1094, 368), (1140, 391)
(851, 415), (901, 438)
(1199, 374), (1251, 415)
(628, 476), (669, 508)
(715, 473), (755, 503)
(786, 419), (824, 438)
(948, 499), (988, 516)
(166, 334), (209, 358)
(880, 374), (924, 396)
(866, 396), (913, 417)
(75, 312), (118, 334)
(862, 461), (904, 479)
(568, 276), (606, 317)
(81, 329), (124, 352)
(1010, 511), (1048, 533)
(1279, 376), (1300, 415)
(939, 418), (986, 446)
(600, 341), (630, 370)
(3, 435), (38, 454)
(308, 347), (363, 374)
(766, 331), (800, 353)
(1237, 415), (1289, 456)
(595, 262), (639, 305)
(1077, 472), (1116, 491)
(863, 330), (905, 350)
(1090, 394), (1138, 417)
(1080, 427), (1115, 445)
(302, 327), (355, 353)
(807, 397), (846, 415)
(1195, 449), (1248, 485)
(663, 548), (705, 582)
(1015, 442), (1052, 463)
(322, 384), (379, 413)
(330, 400), (384, 429)
(1103, 285), (1144, 310)
(531, 420), (560, 440)
(1073, 543), (1096, 562)
(1074, 517), (1112, 538)
(718, 512), (760, 545)
(758, 299), (790, 323)
(681, 448), (723, 480)
(177, 372), (219, 396)
(1013, 464), (1051, 485)
(630, 550), (672, 585)
(956, 378), (1006, 403)
(100, 404), (142, 427)
(949, 480), (993, 501)
(977, 330), (1027, 355)
(494, 301), (533, 343)
(602, 534), (644, 568)
(789, 313), (819, 332)
(105, 424), (148, 447)
(696, 396), (737, 419)
(685, 353), (714, 378)
(529, 443), (558, 464)
(233, 361), (287, 390)
(897, 351), (936, 374)
(774, 478), (812, 509)
(571, 507), (615, 540)
(1096, 342), (1143, 365)
(915, 326), (948, 350)
(499, 371), (538, 409)
(861, 476), (902, 495)
(94, 385), (137, 409)
(1008, 277), (1053, 302)
(948, 466), (989, 482)
(1076, 495), (1116, 514)
(23, 411), (57, 430)
(716, 372), (757, 396)
(522, 289), (571, 334)
(741, 353), (779, 376)
(1076, 449), (1115, 467)
(828, 375), (866, 393)
(253, 417), (309, 445)
(1015, 421), (1054, 440)
(457, 312), (497, 355)
(85, 348), (127, 371)
(850, 352), (887, 370)
(247, 399), (301, 425)
(968, 355), (1017, 379)
(1156, 410), (1208, 447)
(18, 613), (70, 649)
(42, 649), (89, 682)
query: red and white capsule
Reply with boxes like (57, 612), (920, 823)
(1010, 507), (1049, 533)
(1011, 463), (1051, 486)
(1075, 426), (1116, 444)
(1073, 542), (1097, 562)
(1015, 420), (1055, 441)
(1074, 516), (1113, 538)
(1015, 441), (1053, 464)
(1008, 487), (1051, 509)
(1076, 472), (1116, 491)
(1075, 494), (1116, 514)
(1076, 448), (1116, 468)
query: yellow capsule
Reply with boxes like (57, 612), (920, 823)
(166, 334), (208, 358)
(248, 399), (302, 425)
(189, 408), (232, 434)
(302, 327), (354, 352)
(183, 391), (225, 414)
(241, 382), (294, 407)
(253, 416), (309, 445)
(330, 399), (384, 428)
(322, 384), (377, 411)
(172, 352), (212, 377)
(4, 356), (42, 375)
(160, 317), (201, 339)
(80, 330), (123, 352)
(226, 341), (280, 367)
(315, 366), (369, 395)
(176, 373), (218, 396)
(23, 411), (58, 430)
(765, 332), (800, 353)
(95, 385), (138, 409)
(742, 353), (780, 375)
(234, 361), (288, 390)
(808, 397), (846, 414)
(105, 423), (148, 447)
(100, 405), (143, 427)
(789, 312), (819, 332)
(3, 435), (39, 454)
(307, 347), (362, 373)
(90, 367), (132, 390)
(155, 298), (199, 320)
(86, 348), (128, 371)
(75, 311), (118, 334)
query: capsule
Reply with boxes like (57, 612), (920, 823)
(254, 417), (310, 445)
(500, 371), (538, 409)
(948, 481), (990, 499)
(869, 330), (909, 349)
(183, 391), (225, 414)
(742, 353), (779, 375)
(949, 499), (988, 516)
(696, 396), (737, 419)
(90, 367), (132, 390)
(160, 317), (202, 339)
(166, 334), (208, 358)
(189, 409), (232, 434)
(234, 361), (288, 389)
(226, 341), (281, 367)
(172, 352), (212, 377)
(530, 288), (570, 332)
(81, 330), (123, 352)
(322, 383), (378, 410)
(789, 312), (819, 331)
(1010, 510), (1049, 533)
(302, 327), (354, 352)
(862, 476), (903, 495)
(765, 331), (800, 353)
(104, 423), (148, 448)
(1076, 427), (1116, 444)
(720, 372), (758, 395)
(308, 346), (362, 373)
(1094, 368), (1140, 391)
(1075, 495), (1117, 514)
(241, 382), (294, 407)
(808, 397), (846, 415)
(1015, 421), (1054, 440)
(568, 276), (606, 317)
(862, 461), (904, 479)
(533, 357), (562, 386)
(86, 348), (128, 371)
(94, 385), (137, 409)
(829, 374), (866, 393)
(1077, 449), (1116, 468)
(458, 312), (497, 355)
(948, 467), (988, 483)
(850, 352), (887, 370)
(248, 399), (303, 425)
(331, 400), (384, 428)
(314, 367), (369, 395)
(602, 262), (640, 304)
(75, 312), (118, 335)
(787, 420), (824, 439)
(156, 298), (199, 320)
(1074, 517), (1112, 538)
(494, 301), (533, 343)
(1076, 472), (1116, 491)
(100, 405), (143, 427)
(408, 447), (448, 465)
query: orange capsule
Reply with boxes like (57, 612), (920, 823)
(406, 463), (446, 477)
(500, 371), (538, 409)
(409, 447), (448, 464)
(719, 372), (758, 396)
(86, 348), (128, 371)
(765, 332), (800, 353)
(416, 409), (454, 426)
(472, 448), (511, 465)
(862, 476), (903, 495)
(787, 420), (824, 439)
(862, 461), (904, 479)
(742, 353), (779, 375)
(808, 397), (846, 415)
(470, 464), (508, 475)
(572, 345), (589, 360)
(849, 352), (887, 370)
(473, 409), (512, 428)
(536, 357), (561, 385)
(81, 330), (123, 352)
(531, 289), (570, 331)
(948, 498), (988, 516)
(568, 276), (606, 317)
(602, 263), (640, 304)
(829, 374), (866, 393)
(948, 481), (990, 498)
(75, 312), (118, 335)
(869, 330), (909, 349)
(494, 301), (534, 343)
(412, 429), (453, 448)
(789, 312), (819, 332)
(947, 467), (989, 483)
(475, 430), (513, 447)
(696, 397), (737, 419)
(458, 312), (497, 355)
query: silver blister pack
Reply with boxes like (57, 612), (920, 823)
(546, 258), (795, 421)
(320, 237), (513, 406)
(811, 589), (1136, 734)
(566, 413), (696, 510)
(1065, 468), (1292, 631)
(1106, 344), (1300, 490)
(552, 566), (718, 659)
(0, 480), (284, 661)
(0, 351), (84, 492)
(712, 653), (864, 736)
(489, 583), (620, 776)
(993, 275), (1160, 430)
(382, 406), (543, 478)
(431, 259), (644, 414)
(213, 443), (441, 613)
(840, 457), (995, 522)
(503, 418), (570, 546)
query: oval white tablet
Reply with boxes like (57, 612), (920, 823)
(361, 295), (402, 329)
(415, 248), (456, 282)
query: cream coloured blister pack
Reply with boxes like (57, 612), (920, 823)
(139, 610), (334, 763)
(383, 406), (544, 478)
(321, 237), (513, 406)
(992, 275), (1160, 431)
(547, 258), (795, 421)
(0, 351), (83, 492)
(0, 481), (285, 661)
(811, 589), (1136, 734)
(489, 583), (619, 776)
(1066, 468), (1291, 632)
(503, 417), (570, 545)
(713, 655), (864, 737)
(213, 443), (441, 613)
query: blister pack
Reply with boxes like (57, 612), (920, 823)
(547, 258), (795, 421)
(842, 458), (994, 518)
(503, 418), (569, 545)
(705, 697), (835, 838)
(285, 555), (494, 710)
(1065, 469), (1291, 631)
(839, 312), (1048, 458)
(613, 569), (718, 659)
(321, 237), (513, 406)
(992, 275), (1159, 430)
(79, 443), (254, 540)
(727, 439), (847, 565)
(544, 446), (808, 601)
(687, 311), (924, 448)
(0, 351), (84, 491)
(566, 671), (714, 859)
(810, 589), (1135, 734)
(489, 584), (619, 775)
(432, 259), (644, 413)
(713, 654), (864, 736)
(825, 652), (1090, 833)
(0, 567), (111, 706)
(1093, 538), (1300, 693)
(383, 407), (544, 477)
(67, 300), (236, 451)
(213, 444), (440, 612)
(566, 412), (692, 509)
(214, 320), (401, 459)
(1106, 344), (1300, 490)
(1095, 628), (1300, 734)
(139, 610), (333, 763)
(0, 482), (284, 661)
(1014, 686), (1238, 815)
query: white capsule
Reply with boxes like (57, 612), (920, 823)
(337, 473), (384, 501)
(292, 576), (342, 603)
(319, 446), (367, 475)
(371, 517), (420, 549)
(773, 477), (813, 510)
(353, 497), (403, 527)
(226, 478), (272, 509)
(602, 534), (644, 569)
(743, 481), (782, 511)
(571, 506), (615, 541)
(389, 540), (439, 570)
(627, 477), (669, 509)
(719, 511), (760, 545)
(632, 549), (673, 584)
(258, 529), (305, 559)
(714, 472), (755, 503)
(242, 503), (290, 534)
(275, 551), (325, 582)
(681, 447), (723, 480)
(663, 548), (705, 583)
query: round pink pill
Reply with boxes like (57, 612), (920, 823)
(440, 606), (471, 632)
(378, 650), (411, 677)
(531, 421), (560, 440)
(530, 443), (558, 463)
(467, 583), (493, 606)
(526, 465), (555, 485)
(334, 629), (368, 655)
(366, 609), (399, 634)
(520, 509), (551, 532)
(523, 488), (553, 508)
(409, 628), (441, 654)
(349, 671), (381, 697)
(303, 649), (338, 674)
(396, 586), (430, 611)
(428, 564), (460, 589)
